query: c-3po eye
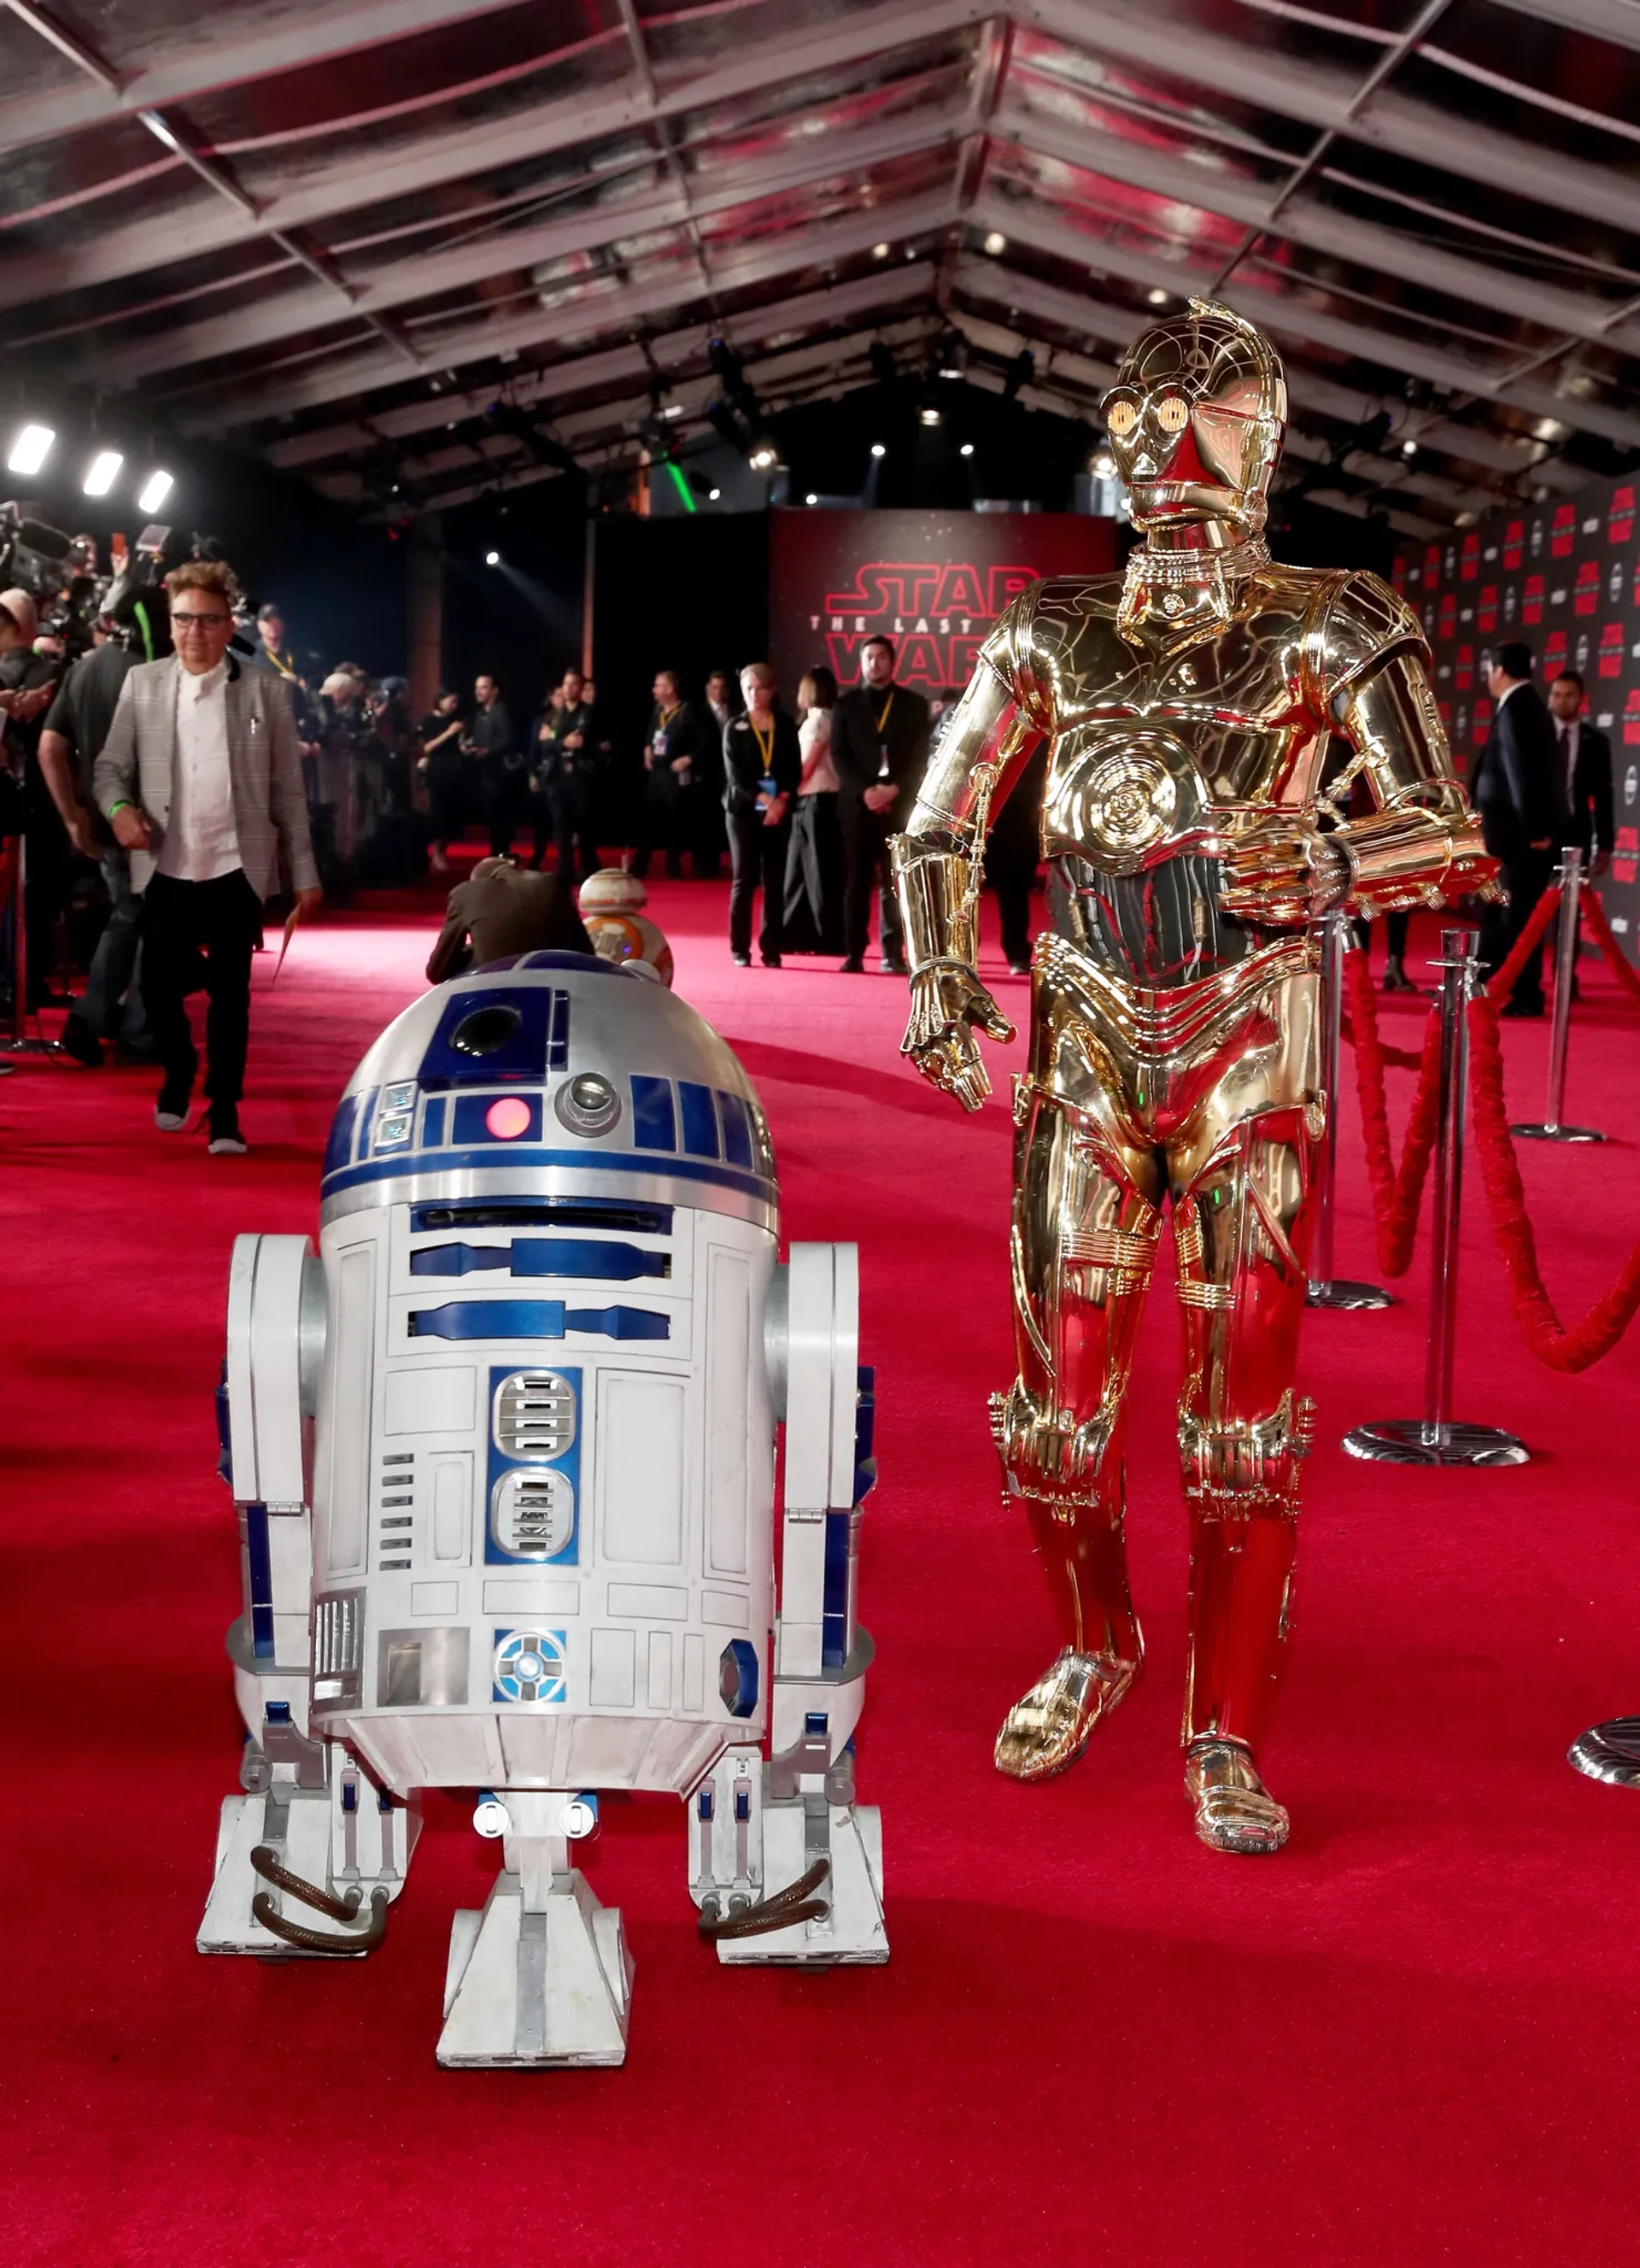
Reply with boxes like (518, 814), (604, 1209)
(1106, 400), (1139, 438)
(1157, 396), (1190, 435)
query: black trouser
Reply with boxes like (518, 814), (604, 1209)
(728, 808), (791, 960)
(1385, 909), (1411, 962)
(142, 870), (261, 1107)
(428, 763), (466, 849)
(783, 791), (843, 952)
(1479, 846), (1555, 1009)
(483, 765), (531, 857)
(991, 855), (1036, 970)
(548, 773), (599, 883)
(633, 774), (685, 879)
(840, 794), (905, 964)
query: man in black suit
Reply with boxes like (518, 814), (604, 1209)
(535, 666), (601, 883)
(1473, 641), (1560, 1017)
(830, 635), (930, 974)
(1547, 670), (1614, 874)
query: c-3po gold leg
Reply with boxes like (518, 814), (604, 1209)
(996, 1644), (1141, 1782)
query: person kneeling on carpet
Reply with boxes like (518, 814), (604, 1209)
(94, 556), (320, 1157)
(425, 853), (591, 984)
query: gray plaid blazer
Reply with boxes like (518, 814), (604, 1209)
(94, 652), (319, 900)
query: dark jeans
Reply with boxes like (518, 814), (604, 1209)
(992, 857), (1036, 970)
(483, 765), (530, 858)
(1480, 847), (1555, 1009)
(840, 794), (905, 964)
(728, 808), (791, 960)
(783, 790), (843, 952)
(79, 847), (147, 1041)
(547, 774), (599, 883)
(427, 764), (466, 850)
(632, 773), (686, 880)
(142, 869), (261, 1107)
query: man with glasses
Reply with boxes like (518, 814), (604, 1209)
(95, 558), (319, 1155)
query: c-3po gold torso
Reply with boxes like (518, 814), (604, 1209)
(893, 299), (1491, 1855)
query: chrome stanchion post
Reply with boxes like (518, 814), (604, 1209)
(1308, 910), (1392, 1310)
(1511, 847), (1606, 1144)
(1344, 927), (1528, 1467)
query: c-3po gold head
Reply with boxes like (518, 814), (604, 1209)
(1101, 298), (1287, 541)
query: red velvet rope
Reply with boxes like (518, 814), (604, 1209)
(1580, 888), (1640, 1011)
(1483, 883), (1562, 1003)
(1466, 991), (1640, 1372)
(1344, 947), (1444, 1278)
(1340, 1015), (1425, 1073)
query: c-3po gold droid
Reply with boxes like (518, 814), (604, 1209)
(892, 300), (1491, 1854)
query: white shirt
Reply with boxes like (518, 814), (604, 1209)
(158, 656), (242, 882)
(797, 706), (840, 794)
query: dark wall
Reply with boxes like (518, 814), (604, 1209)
(441, 479), (587, 722)
(589, 511), (770, 763)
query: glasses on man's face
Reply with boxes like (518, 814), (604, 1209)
(173, 612), (231, 630)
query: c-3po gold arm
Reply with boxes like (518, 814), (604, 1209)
(893, 653), (1039, 1110)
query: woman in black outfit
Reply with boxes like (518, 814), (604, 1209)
(723, 661), (800, 966)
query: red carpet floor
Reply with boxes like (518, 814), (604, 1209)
(4, 886), (1640, 2265)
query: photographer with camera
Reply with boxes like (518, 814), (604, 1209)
(95, 556), (319, 1156)
(0, 585), (67, 1018)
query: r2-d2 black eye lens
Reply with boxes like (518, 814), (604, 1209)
(451, 1005), (521, 1057)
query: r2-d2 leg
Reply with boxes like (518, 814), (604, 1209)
(198, 1234), (418, 1958)
(692, 1243), (887, 1964)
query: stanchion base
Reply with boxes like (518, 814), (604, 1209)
(0, 1036), (62, 1057)
(1567, 1718), (1640, 1787)
(1342, 1419), (1530, 1467)
(1307, 1279), (1395, 1310)
(1509, 1122), (1607, 1143)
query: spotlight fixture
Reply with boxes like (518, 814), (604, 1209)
(749, 442), (777, 471)
(934, 328), (968, 381)
(708, 486), (722, 501)
(137, 468), (173, 512)
(870, 442), (887, 458)
(872, 241), (891, 260)
(484, 549), (501, 566)
(982, 230), (1007, 256)
(805, 492), (818, 505)
(959, 442), (975, 458)
(1092, 449), (1116, 478)
(83, 449), (123, 496)
(919, 403), (941, 427)
(8, 424), (54, 475)
(1002, 348), (1034, 404)
(1146, 287), (1170, 307)
(1403, 438), (1419, 457)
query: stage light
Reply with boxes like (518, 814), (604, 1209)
(137, 468), (173, 511)
(484, 548), (501, 566)
(1146, 287), (1169, 306)
(870, 442), (887, 458)
(83, 450), (123, 496)
(8, 424), (54, 475)
(959, 442), (975, 458)
(983, 230), (1007, 256)
(1092, 449), (1116, 478)
(872, 241), (891, 260)
(919, 404), (941, 427)
(749, 442), (777, 470)
(1403, 438), (1419, 457)
(708, 486), (722, 500)
(660, 402), (682, 419)
(934, 328), (967, 380)
(805, 492), (818, 505)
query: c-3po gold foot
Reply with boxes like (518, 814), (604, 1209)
(994, 1648), (1139, 1783)
(1184, 1735), (1290, 1855)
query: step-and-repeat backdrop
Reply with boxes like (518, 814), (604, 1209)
(1393, 476), (1640, 963)
(770, 507), (1115, 703)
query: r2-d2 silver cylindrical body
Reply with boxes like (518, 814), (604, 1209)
(199, 952), (887, 2068)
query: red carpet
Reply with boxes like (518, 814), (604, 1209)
(4, 888), (1640, 2265)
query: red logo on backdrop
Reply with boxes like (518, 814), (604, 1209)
(1455, 645), (1473, 690)
(1523, 574), (1545, 624)
(1575, 560), (1601, 615)
(1473, 699), (1492, 744)
(814, 560), (1039, 687)
(1504, 519), (1524, 571)
(1625, 689), (1640, 746)
(1438, 591), (1456, 640)
(1543, 628), (1568, 677)
(1610, 484), (1635, 544)
(1422, 542), (1442, 589)
(1438, 698), (1451, 724)
(1478, 586), (1497, 632)
(1600, 622), (1625, 677)
(1551, 504), (1576, 557)
(1460, 532), (1479, 581)
(1391, 556), (1408, 593)
(1614, 823), (1637, 887)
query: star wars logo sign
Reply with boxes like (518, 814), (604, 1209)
(770, 507), (1115, 700)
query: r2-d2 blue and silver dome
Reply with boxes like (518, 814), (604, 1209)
(198, 951), (886, 2066)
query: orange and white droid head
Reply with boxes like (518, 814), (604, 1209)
(1102, 298), (1286, 540)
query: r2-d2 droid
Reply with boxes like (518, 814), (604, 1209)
(198, 950), (887, 2066)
